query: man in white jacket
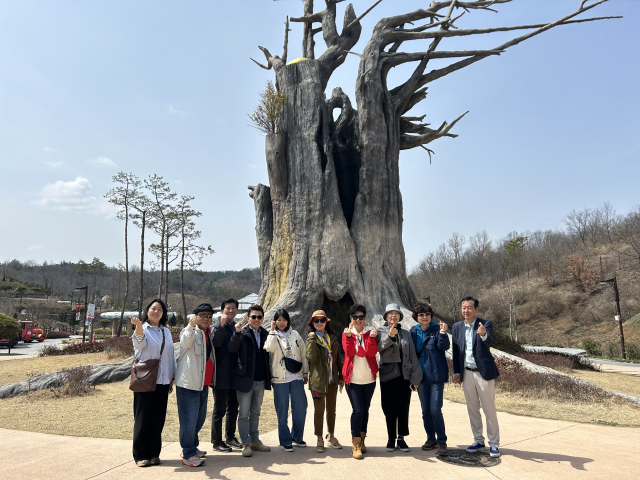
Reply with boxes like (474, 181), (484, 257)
(176, 303), (216, 467)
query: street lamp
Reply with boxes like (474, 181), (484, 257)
(73, 286), (88, 343)
(600, 277), (626, 360)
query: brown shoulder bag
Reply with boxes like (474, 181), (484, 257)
(129, 328), (165, 392)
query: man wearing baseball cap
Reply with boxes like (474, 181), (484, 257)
(175, 303), (216, 466)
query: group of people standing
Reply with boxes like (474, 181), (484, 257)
(130, 296), (502, 468)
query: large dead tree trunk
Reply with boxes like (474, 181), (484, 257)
(249, 0), (618, 331)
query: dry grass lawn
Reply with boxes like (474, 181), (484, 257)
(444, 380), (640, 426)
(0, 381), (278, 441)
(572, 369), (640, 398)
(0, 352), (127, 386)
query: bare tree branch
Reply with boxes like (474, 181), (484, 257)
(343, 0), (384, 34)
(400, 111), (468, 150)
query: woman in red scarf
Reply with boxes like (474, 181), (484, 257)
(342, 304), (378, 459)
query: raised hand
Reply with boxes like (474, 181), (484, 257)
(270, 321), (276, 332)
(389, 325), (398, 338)
(344, 322), (353, 337)
(235, 321), (243, 333)
(369, 328), (377, 338)
(189, 316), (197, 327)
(131, 317), (143, 328)
(308, 331), (316, 339)
(220, 316), (227, 326)
(439, 321), (448, 333)
(477, 322), (486, 336)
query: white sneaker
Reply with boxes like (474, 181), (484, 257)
(182, 455), (204, 467)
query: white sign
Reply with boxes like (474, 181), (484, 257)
(86, 304), (95, 321)
(615, 315), (621, 322)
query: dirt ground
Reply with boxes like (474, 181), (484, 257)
(0, 380), (278, 442)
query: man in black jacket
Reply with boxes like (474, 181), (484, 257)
(228, 304), (272, 457)
(210, 298), (241, 452)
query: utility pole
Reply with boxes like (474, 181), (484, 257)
(600, 277), (626, 360)
(74, 286), (88, 343)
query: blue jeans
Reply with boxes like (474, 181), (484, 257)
(417, 380), (447, 443)
(272, 380), (308, 446)
(236, 380), (265, 445)
(176, 386), (209, 458)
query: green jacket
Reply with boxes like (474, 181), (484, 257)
(305, 332), (343, 393)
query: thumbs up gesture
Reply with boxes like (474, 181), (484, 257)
(235, 321), (243, 333)
(477, 322), (486, 336)
(439, 321), (448, 333)
(389, 324), (398, 338)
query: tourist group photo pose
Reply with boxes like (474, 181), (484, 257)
(130, 295), (502, 467)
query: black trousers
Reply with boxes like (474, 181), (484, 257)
(380, 375), (412, 440)
(346, 382), (376, 438)
(132, 384), (170, 462)
(210, 387), (239, 444)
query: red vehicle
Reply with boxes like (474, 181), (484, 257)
(19, 320), (46, 342)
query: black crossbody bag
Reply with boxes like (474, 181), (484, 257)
(277, 335), (303, 374)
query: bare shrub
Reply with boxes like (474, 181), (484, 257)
(542, 292), (565, 319)
(514, 352), (574, 372)
(38, 342), (104, 357)
(565, 254), (600, 292)
(102, 336), (133, 359)
(626, 342), (640, 361)
(494, 357), (613, 403)
(51, 366), (92, 397)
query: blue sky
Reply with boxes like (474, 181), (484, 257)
(1, 0), (638, 272)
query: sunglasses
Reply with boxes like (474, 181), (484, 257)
(197, 314), (213, 319)
(249, 315), (263, 320)
(312, 318), (327, 324)
(351, 314), (365, 321)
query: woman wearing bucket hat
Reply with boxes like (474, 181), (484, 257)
(376, 303), (422, 452)
(306, 310), (344, 453)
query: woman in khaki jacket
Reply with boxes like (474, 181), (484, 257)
(305, 310), (344, 453)
(264, 309), (309, 452)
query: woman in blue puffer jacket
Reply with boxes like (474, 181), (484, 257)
(409, 302), (450, 457)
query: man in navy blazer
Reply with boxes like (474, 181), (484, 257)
(452, 297), (501, 458)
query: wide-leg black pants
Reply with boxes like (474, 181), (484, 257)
(132, 384), (170, 462)
(380, 375), (412, 440)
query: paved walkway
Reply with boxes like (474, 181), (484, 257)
(523, 345), (640, 377)
(1, 384), (638, 480)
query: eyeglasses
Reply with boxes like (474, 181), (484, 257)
(197, 314), (213, 319)
(312, 318), (327, 324)
(351, 314), (365, 321)
(417, 313), (431, 318)
(249, 315), (263, 320)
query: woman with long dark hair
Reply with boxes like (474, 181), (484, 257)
(306, 310), (343, 453)
(264, 308), (309, 452)
(130, 298), (177, 467)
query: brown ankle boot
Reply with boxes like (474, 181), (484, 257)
(360, 432), (367, 453)
(352, 437), (363, 459)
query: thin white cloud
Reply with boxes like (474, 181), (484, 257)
(32, 176), (116, 216)
(26, 245), (43, 251)
(92, 156), (117, 167)
(43, 147), (58, 153)
(168, 105), (186, 117)
(45, 161), (63, 168)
